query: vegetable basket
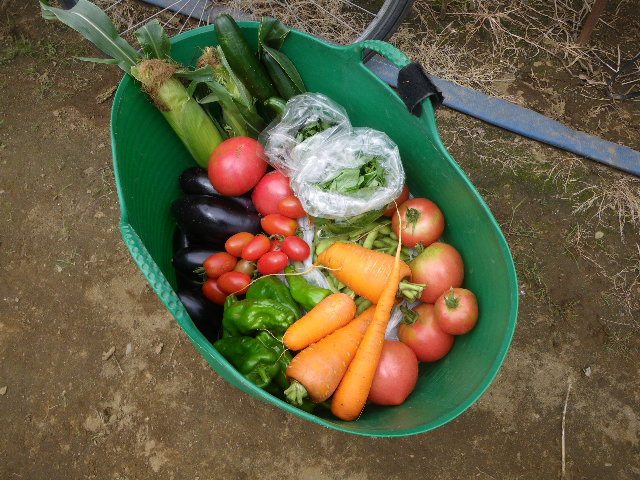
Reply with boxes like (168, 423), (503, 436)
(111, 23), (518, 437)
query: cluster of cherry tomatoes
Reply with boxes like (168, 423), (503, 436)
(201, 232), (311, 305)
(198, 137), (314, 306)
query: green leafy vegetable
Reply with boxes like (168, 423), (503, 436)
(295, 120), (336, 142)
(315, 157), (386, 195)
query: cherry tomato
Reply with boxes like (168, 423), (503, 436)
(270, 237), (285, 252)
(392, 197), (445, 248)
(203, 252), (237, 279)
(208, 137), (267, 196)
(217, 271), (251, 295)
(225, 232), (255, 257)
(257, 251), (289, 275)
(241, 235), (271, 261)
(434, 287), (479, 335)
(261, 214), (298, 237)
(383, 184), (410, 217)
(233, 259), (257, 277)
(201, 278), (228, 305)
(281, 236), (310, 261)
(277, 195), (306, 219)
(398, 303), (454, 362)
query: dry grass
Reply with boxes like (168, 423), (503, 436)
(392, 0), (640, 101)
(91, 0), (370, 45)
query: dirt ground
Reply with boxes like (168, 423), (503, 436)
(1, 1), (639, 479)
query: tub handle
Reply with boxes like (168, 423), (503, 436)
(353, 40), (444, 116)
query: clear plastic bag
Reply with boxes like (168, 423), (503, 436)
(259, 93), (351, 177)
(290, 127), (405, 219)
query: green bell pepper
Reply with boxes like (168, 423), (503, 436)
(213, 336), (280, 388)
(246, 275), (300, 319)
(284, 265), (332, 312)
(255, 331), (292, 391)
(222, 295), (297, 337)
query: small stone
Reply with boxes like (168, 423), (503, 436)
(94, 211), (105, 219)
(155, 343), (164, 355)
(583, 366), (592, 377)
(55, 264), (63, 273)
(125, 343), (132, 355)
(102, 346), (116, 361)
(0, 386), (7, 395)
(595, 231), (604, 239)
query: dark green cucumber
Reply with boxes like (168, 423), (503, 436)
(214, 14), (278, 103)
(262, 52), (302, 100)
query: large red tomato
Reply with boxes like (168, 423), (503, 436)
(398, 303), (454, 362)
(410, 242), (464, 303)
(392, 198), (444, 248)
(434, 287), (479, 335)
(251, 171), (294, 216)
(208, 137), (267, 196)
(368, 340), (419, 406)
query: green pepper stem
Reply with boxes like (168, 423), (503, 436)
(284, 380), (309, 406)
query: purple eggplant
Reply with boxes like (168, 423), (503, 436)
(179, 167), (256, 212)
(177, 290), (222, 341)
(172, 247), (221, 278)
(171, 195), (261, 247)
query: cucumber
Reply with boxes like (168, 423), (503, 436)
(262, 49), (303, 100)
(214, 14), (278, 103)
(264, 96), (287, 116)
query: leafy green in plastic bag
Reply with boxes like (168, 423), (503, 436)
(315, 157), (386, 195)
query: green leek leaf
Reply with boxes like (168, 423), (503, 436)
(39, 0), (140, 74)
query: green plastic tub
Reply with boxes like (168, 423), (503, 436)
(111, 23), (518, 437)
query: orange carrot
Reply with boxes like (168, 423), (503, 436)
(285, 306), (375, 404)
(330, 223), (405, 421)
(317, 243), (411, 303)
(283, 293), (357, 351)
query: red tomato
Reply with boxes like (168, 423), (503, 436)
(269, 237), (285, 252)
(217, 271), (251, 295)
(208, 137), (267, 196)
(251, 171), (294, 216)
(241, 235), (271, 261)
(368, 340), (419, 406)
(398, 303), (454, 362)
(261, 214), (298, 237)
(233, 259), (256, 277)
(392, 198), (444, 248)
(201, 278), (228, 305)
(203, 252), (237, 279)
(434, 287), (479, 335)
(225, 232), (255, 257)
(278, 195), (306, 219)
(410, 242), (464, 303)
(382, 184), (410, 217)
(257, 251), (289, 275)
(281, 236), (310, 262)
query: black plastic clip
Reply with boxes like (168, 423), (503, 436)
(397, 62), (444, 116)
